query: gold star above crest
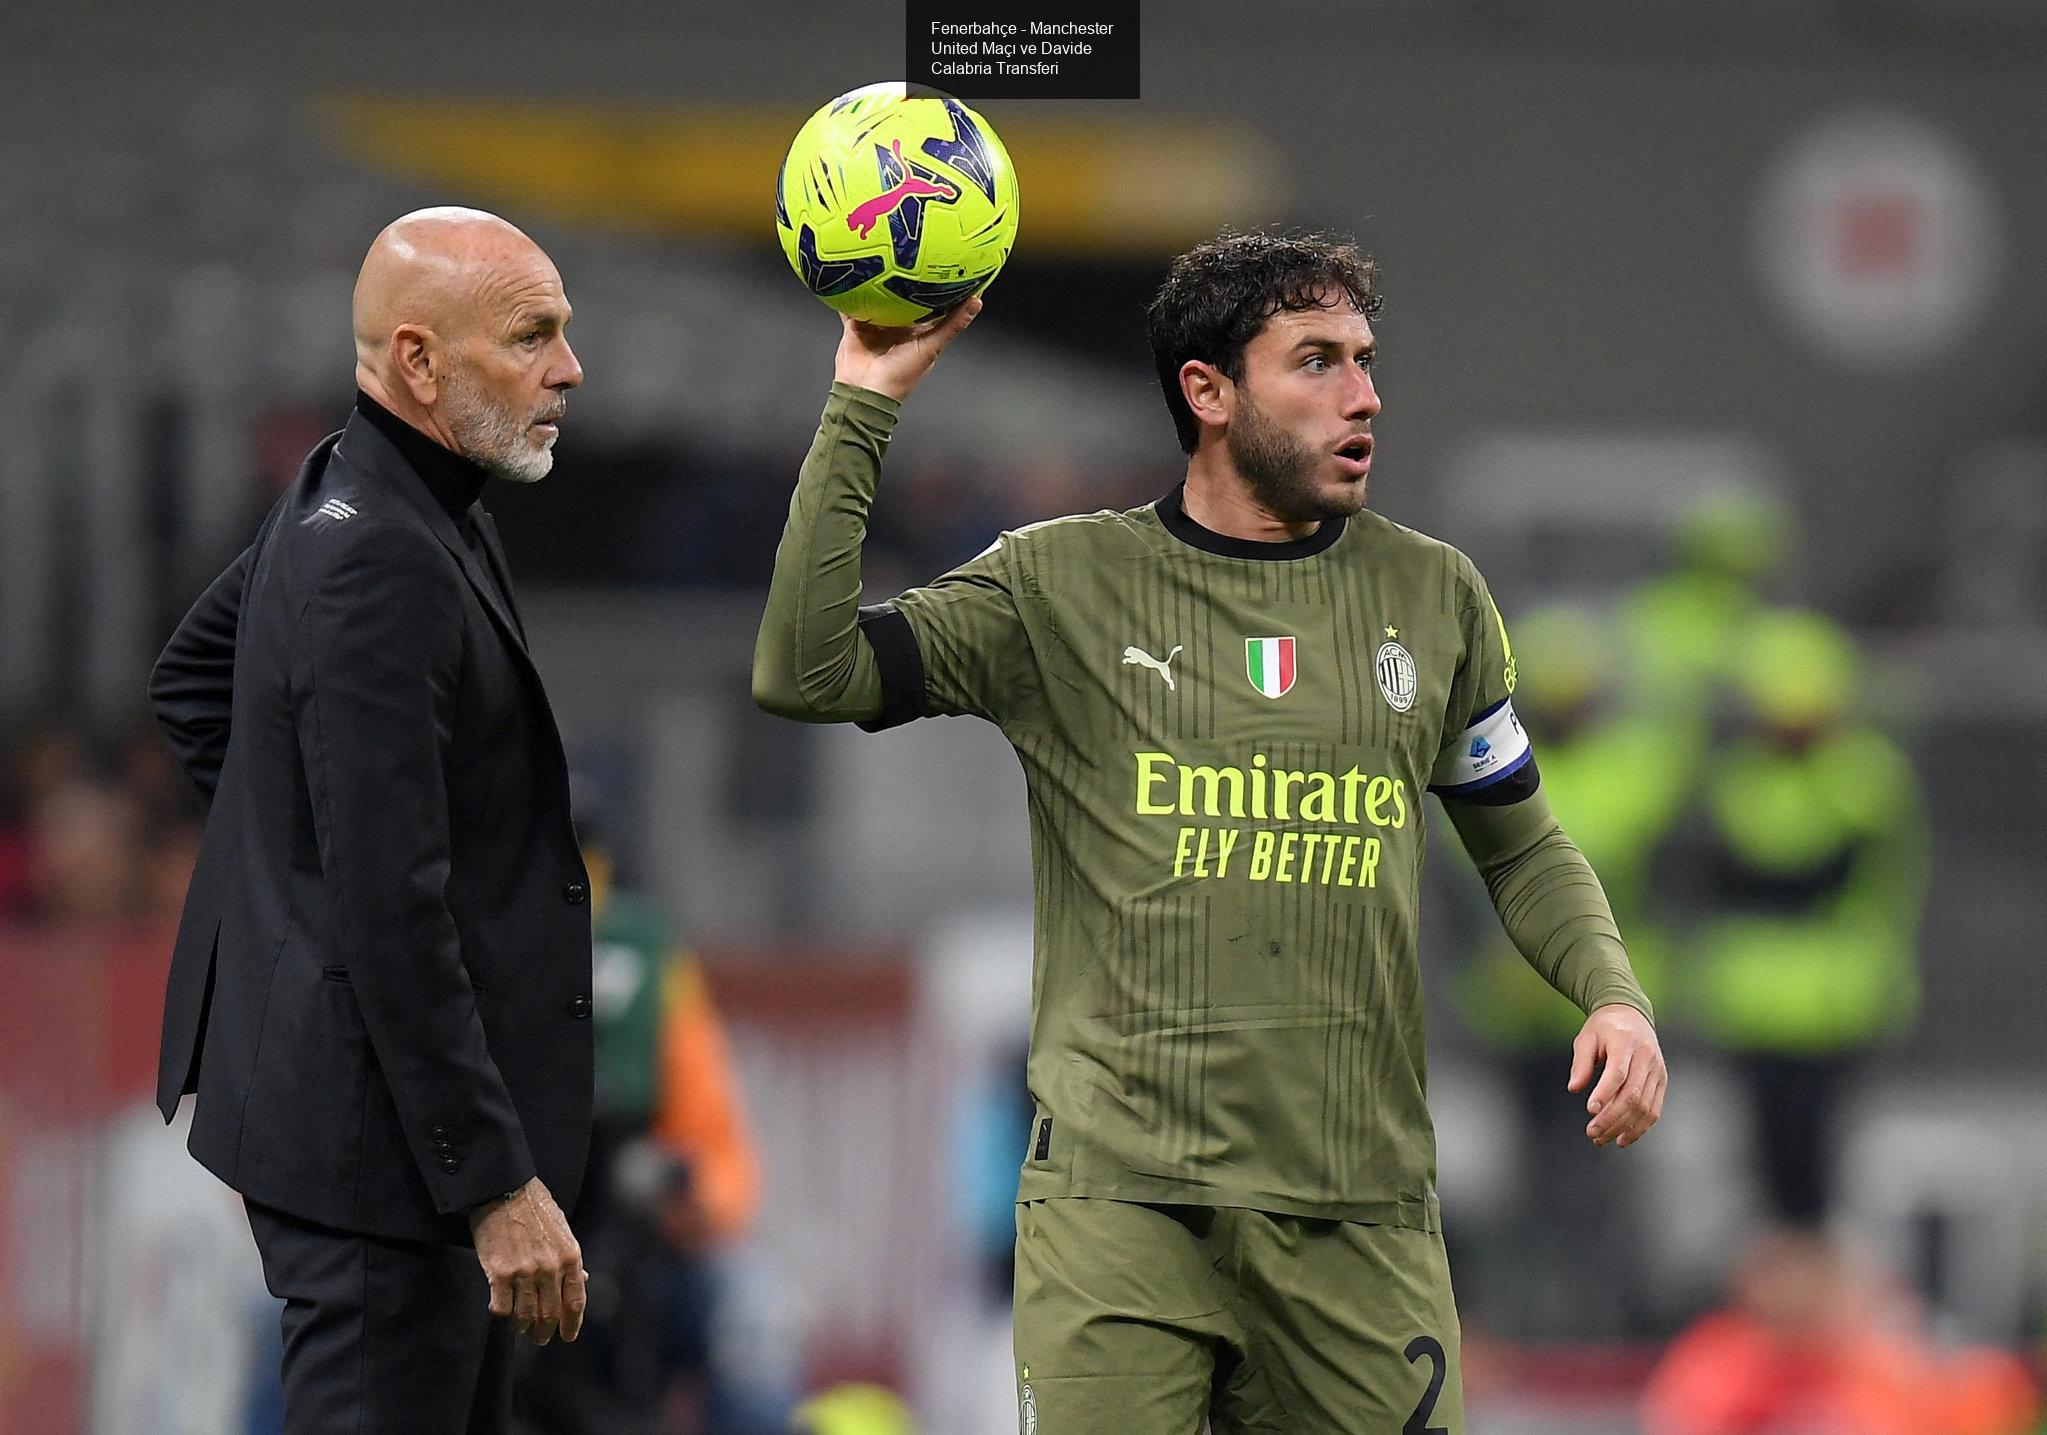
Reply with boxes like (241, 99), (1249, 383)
(1384, 625), (1399, 638)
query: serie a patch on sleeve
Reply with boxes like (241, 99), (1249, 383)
(1428, 698), (1533, 796)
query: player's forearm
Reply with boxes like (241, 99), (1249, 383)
(1446, 790), (1654, 1022)
(751, 383), (897, 723)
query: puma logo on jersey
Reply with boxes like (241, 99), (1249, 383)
(1123, 644), (1183, 690)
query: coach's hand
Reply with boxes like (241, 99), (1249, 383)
(1569, 1004), (1666, 1149)
(834, 296), (982, 403)
(469, 1178), (586, 1346)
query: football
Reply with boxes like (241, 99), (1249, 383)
(775, 82), (1020, 326)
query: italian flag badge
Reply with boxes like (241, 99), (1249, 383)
(1245, 636), (1297, 698)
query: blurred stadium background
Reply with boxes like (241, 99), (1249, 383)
(6, 1), (2047, 1431)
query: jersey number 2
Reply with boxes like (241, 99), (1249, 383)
(1402, 1335), (1449, 1435)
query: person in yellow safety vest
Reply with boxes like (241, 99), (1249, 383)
(1620, 487), (1794, 736)
(1452, 605), (1689, 1335)
(1686, 610), (1927, 1228)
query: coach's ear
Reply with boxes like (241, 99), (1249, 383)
(1180, 359), (1234, 436)
(391, 323), (443, 407)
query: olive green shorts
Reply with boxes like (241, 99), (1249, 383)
(1013, 1197), (1462, 1435)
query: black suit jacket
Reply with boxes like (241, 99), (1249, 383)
(152, 409), (592, 1245)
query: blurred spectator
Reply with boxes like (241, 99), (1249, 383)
(1678, 612), (1927, 1227)
(1641, 1228), (2038, 1435)
(0, 721), (90, 920)
(30, 774), (145, 929)
(1452, 605), (1687, 1335)
(513, 794), (794, 1435)
(0, 717), (202, 933)
(1620, 487), (1793, 736)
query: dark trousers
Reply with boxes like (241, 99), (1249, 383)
(246, 1199), (515, 1435)
(1741, 1052), (1857, 1227)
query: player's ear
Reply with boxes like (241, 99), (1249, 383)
(1180, 359), (1232, 433)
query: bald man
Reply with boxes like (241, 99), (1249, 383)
(151, 208), (593, 1434)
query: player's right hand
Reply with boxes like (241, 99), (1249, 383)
(469, 1177), (587, 1346)
(833, 295), (982, 403)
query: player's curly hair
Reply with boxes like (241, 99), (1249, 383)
(1146, 230), (1382, 454)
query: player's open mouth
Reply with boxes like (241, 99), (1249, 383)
(1334, 436), (1372, 476)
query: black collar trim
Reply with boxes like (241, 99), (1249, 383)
(354, 390), (488, 523)
(1154, 482), (1347, 561)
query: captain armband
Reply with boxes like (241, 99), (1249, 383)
(1429, 698), (1538, 805)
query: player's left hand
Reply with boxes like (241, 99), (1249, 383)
(1568, 1004), (1666, 1148)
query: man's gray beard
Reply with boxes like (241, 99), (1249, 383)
(440, 368), (555, 484)
(1226, 386), (1362, 524)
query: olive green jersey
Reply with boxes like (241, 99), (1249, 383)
(756, 384), (1651, 1230)
(877, 484), (1534, 1227)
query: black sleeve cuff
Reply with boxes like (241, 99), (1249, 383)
(856, 602), (926, 733)
(1438, 755), (1542, 807)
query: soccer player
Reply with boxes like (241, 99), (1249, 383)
(754, 232), (1666, 1434)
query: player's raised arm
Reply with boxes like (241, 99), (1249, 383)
(751, 301), (980, 723)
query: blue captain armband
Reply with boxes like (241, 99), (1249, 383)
(1429, 698), (1538, 804)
